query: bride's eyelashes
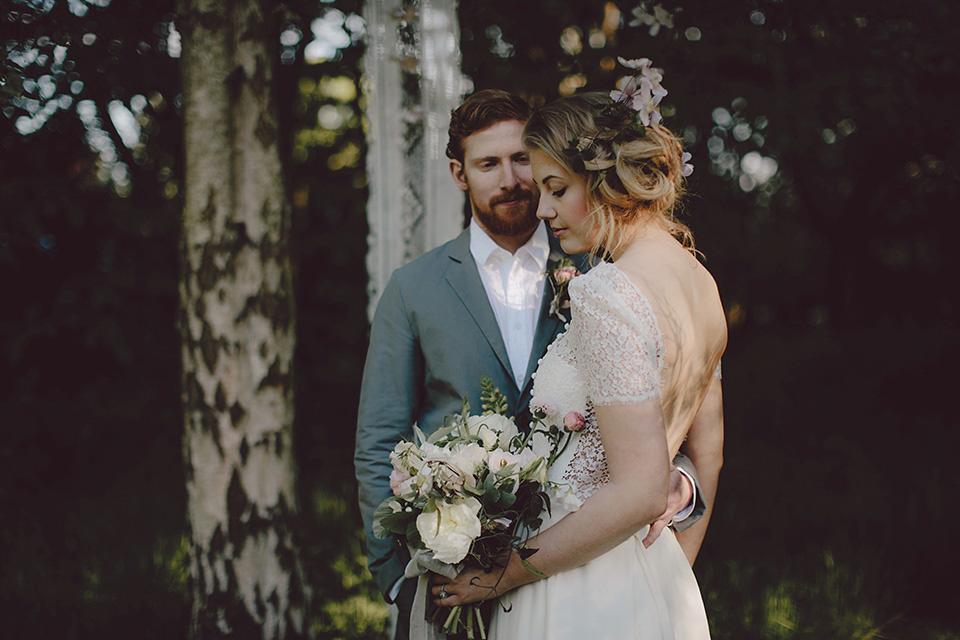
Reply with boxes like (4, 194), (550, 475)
(552, 187), (567, 198)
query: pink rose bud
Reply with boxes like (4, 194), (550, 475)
(389, 468), (411, 496)
(554, 267), (577, 284)
(563, 411), (585, 432)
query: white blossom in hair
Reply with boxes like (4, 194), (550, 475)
(611, 57), (668, 127)
(564, 56), (692, 187)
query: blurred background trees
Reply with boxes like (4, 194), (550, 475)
(1, 0), (957, 638)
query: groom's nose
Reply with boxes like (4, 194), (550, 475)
(499, 162), (520, 190)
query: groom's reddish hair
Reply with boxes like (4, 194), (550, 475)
(446, 90), (532, 163)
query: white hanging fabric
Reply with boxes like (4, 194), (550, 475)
(362, 0), (468, 320)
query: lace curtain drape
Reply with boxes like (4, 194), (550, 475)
(362, 0), (468, 319)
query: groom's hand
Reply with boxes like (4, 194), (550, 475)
(642, 465), (694, 548)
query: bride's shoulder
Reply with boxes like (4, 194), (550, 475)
(574, 260), (617, 283)
(569, 261), (626, 300)
(569, 262), (654, 320)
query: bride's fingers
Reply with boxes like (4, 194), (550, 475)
(431, 585), (449, 596)
(432, 584), (457, 606)
(643, 517), (668, 548)
(428, 575), (451, 594)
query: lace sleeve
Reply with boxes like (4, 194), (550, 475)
(569, 265), (663, 406)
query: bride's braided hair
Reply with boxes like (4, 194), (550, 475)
(523, 92), (694, 259)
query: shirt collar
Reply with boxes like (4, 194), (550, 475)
(469, 218), (550, 271)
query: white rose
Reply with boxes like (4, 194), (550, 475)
(416, 442), (455, 492)
(477, 425), (499, 451)
(516, 449), (546, 484)
(416, 497), (483, 564)
(419, 441), (453, 463)
(533, 460), (548, 484)
(390, 441), (424, 473)
(397, 475), (420, 500)
(450, 442), (487, 478)
(527, 430), (553, 461)
(550, 483), (583, 512)
(467, 414), (518, 450)
(488, 450), (521, 474)
(415, 460), (437, 493)
(426, 461), (466, 492)
(416, 474), (432, 498)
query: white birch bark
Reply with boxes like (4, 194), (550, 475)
(362, 0), (467, 319)
(178, 1), (309, 637)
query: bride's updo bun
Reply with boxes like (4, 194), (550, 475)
(523, 92), (693, 257)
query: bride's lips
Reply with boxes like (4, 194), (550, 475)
(551, 227), (567, 238)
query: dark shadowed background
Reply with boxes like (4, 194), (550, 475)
(1, 0), (958, 637)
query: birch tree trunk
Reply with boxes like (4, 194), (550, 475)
(178, 1), (309, 637)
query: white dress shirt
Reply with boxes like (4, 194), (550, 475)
(469, 218), (551, 388)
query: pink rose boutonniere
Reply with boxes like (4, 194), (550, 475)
(548, 257), (580, 322)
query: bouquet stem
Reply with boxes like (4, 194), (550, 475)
(444, 605), (459, 631)
(442, 604), (486, 640)
(476, 604), (487, 639)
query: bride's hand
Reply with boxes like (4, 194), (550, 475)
(429, 565), (508, 607)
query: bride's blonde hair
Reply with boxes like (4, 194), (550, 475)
(523, 92), (694, 259)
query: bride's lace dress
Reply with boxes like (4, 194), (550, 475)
(489, 261), (720, 639)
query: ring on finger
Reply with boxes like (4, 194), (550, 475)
(438, 587), (448, 599)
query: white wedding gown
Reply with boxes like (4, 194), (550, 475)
(489, 261), (723, 640)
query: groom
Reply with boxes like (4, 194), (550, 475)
(355, 90), (705, 640)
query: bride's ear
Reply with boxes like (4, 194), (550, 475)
(450, 160), (468, 191)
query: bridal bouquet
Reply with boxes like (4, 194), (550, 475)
(373, 378), (577, 639)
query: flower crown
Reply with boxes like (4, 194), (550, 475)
(563, 57), (692, 190)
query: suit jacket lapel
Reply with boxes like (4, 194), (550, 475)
(444, 229), (517, 391)
(519, 233), (573, 401)
(520, 280), (561, 400)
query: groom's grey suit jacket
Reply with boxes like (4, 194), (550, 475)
(355, 225), (704, 598)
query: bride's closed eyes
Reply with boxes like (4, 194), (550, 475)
(538, 177), (566, 198)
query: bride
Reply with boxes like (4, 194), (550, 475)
(430, 70), (726, 639)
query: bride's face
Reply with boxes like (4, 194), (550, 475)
(530, 149), (592, 254)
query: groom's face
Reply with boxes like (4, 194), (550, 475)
(450, 119), (539, 239)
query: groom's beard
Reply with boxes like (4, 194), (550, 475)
(471, 187), (539, 237)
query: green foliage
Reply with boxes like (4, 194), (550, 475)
(517, 546), (548, 580)
(699, 552), (960, 640)
(314, 595), (389, 640)
(480, 375), (509, 415)
(372, 502), (412, 539)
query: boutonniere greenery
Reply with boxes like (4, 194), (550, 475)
(547, 257), (580, 322)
